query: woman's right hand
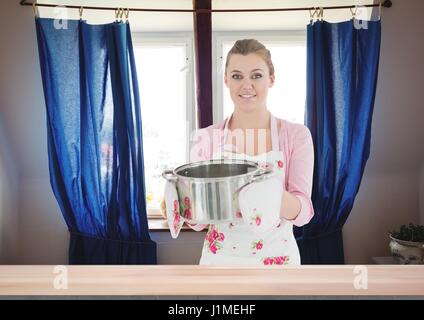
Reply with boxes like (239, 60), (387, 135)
(160, 198), (167, 219)
(161, 197), (209, 231)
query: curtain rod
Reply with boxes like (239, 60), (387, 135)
(20, 0), (392, 13)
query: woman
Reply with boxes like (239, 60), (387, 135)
(188, 39), (314, 265)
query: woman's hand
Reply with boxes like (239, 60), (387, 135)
(160, 198), (167, 219)
(161, 197), (209, 231)
(280, 190), (301, 221)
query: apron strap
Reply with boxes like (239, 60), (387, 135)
(222, 114), (231, 148)
(270, 114), (280, 152)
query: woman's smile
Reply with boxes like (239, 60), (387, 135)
(239, 93), (257, 100)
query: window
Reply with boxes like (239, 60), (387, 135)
(214, 32), (307, 124)
(133, 34), (194, 218)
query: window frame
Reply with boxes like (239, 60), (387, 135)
(213, 30), (307, 124)
(132, 32), (195, 219)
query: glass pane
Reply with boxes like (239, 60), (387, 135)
(222, 42), (306, 124)
(134, 45), (187, 211)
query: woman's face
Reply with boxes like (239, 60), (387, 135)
(225, 53), (275, 113)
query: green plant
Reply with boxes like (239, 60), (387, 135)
(390, 223), (424, 242)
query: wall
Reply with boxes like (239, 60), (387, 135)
(343, 0), (424, 263)
(0, 119), (18, 263)
(420, 163), (424, 225)
(0, 0), (69, 264)
(0, 0), (423, 265)
(343, 171), (419, 263)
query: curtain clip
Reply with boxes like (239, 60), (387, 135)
(115, 7), (121, 22)
(32, 2), (39, 18)
(379, 0), (383, 20)
(350, 6), (358, 20)
(309, 7), (318, 24)
(124, 8), (130, 23)
(318, 7), (324, 21)
(119, 7), (125, 21)
(79, 6), (83, 21)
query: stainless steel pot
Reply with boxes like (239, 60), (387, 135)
(162, 159), (273, 224)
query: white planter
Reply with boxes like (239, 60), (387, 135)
(389, 235), (424, 264)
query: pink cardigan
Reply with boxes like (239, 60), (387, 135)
(188, 116), (315, 229)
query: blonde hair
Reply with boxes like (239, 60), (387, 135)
(225, 39), (275, 76)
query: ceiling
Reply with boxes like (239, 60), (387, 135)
(36, 0), (380, 31)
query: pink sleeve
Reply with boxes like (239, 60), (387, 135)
(185, 129), (211, 231)
(285, 125), (315, 227)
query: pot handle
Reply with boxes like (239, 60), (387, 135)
(234, 168), (274, 195)
(162, 170), (178, 182)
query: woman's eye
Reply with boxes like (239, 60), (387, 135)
(252, 73), (263, 79)
(232, 74), (242, 80)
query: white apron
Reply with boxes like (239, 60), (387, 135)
(199, 114), (301, 266)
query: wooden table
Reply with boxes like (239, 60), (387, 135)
(0, 265), (423, 296)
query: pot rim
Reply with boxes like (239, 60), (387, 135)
(389, 234), (424, 248)
(172, 159), (262, 182)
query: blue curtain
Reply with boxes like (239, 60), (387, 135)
(35, 18), (157, 264)
(295, 20), (381, 264)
